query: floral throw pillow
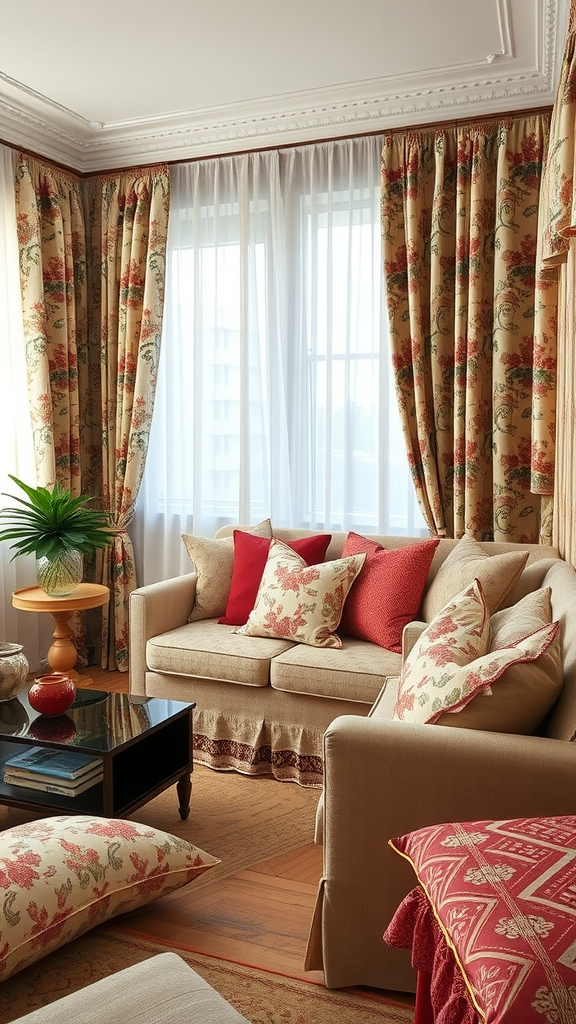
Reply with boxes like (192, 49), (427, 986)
(393, 579), (559, 725)
(237, 539), (365, 648)
(219, 530), (331, 626)
(0, 815), (219, 982)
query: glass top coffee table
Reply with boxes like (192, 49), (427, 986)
(0, 688), (195, 820)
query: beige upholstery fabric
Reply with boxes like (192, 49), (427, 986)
(143, 670), (369, 786)
(270, 637), (400, 704)
(369, 678), (400, 719)
(421, 534), (529, 620)
(183, 519), (272, 622)
(306, 550), (576, 994)
(146, 619), (294, 687)
(129, 528), (567, 796)
(542, 559), (576, 740)
(9, 953), (251, 1024)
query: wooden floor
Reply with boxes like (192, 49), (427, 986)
(78, 667), (414, 1007)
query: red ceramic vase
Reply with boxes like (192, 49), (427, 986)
(28, 674), (77, 717)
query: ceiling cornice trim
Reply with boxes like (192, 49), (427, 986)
(0, 0), (568, 173)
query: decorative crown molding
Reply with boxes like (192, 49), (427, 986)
(0, 0), (569, 173)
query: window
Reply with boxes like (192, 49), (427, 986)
(135, 138), (426, 585)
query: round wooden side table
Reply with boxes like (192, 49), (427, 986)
(12, 583), (110, 680)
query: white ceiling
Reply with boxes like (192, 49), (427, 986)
(0, 0), (569, 173)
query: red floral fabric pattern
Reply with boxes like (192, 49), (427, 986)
(237, 539), (365, 648)
(0, 814), (218, 982)
(387, 816), (576, 1023)
(219, 530), (332, 626)
(381, 114), (556, 543)
(85, 167), (170, 670)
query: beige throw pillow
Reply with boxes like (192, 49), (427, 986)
(422, 534), (528, 622)
(183, 519), (272, 622)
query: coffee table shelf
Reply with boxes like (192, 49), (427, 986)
(0, 689), (195, 819)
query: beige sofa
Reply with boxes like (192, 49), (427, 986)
(129, 526), (417, 786)
(304, 553), (576, 993)
(129, 528), (559, 787)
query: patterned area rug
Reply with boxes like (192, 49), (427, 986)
(0, 929), (413, 1024)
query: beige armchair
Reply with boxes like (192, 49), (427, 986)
(305, 557), (576, 992)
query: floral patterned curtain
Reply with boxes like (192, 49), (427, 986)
(13, 154), (99, 666)
(537, 0), (576, 566)
(84, 167), (170, 670)
(13, 154), (90, 494)
(381, 114), (556, 544)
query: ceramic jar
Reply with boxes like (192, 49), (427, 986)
(28, 673), (77, 716)
(0, 643), (29, 702)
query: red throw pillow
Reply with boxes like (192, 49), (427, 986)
(339, 533), (439, 652)
(219, 531), (331, 626)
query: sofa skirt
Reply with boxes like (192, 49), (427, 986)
(142, 670), (372, 787)
(193, 708), (324, 786)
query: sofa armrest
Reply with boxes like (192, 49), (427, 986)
(129, 574), (197, 697)
(315, 715), (576, 991)
(401, 620), (426, 662)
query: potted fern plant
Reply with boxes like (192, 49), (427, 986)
(0, 475), (114, 596)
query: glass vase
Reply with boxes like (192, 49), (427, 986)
(36, 549), (83, 596)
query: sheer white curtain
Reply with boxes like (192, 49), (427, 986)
(134, 137), (426, 585)
(0, 144), (49, 669)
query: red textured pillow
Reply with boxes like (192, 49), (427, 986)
(339, 533), (439, 652)
(219, 531), (331, 626)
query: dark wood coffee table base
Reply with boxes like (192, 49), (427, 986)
(176, 773), (192, 820)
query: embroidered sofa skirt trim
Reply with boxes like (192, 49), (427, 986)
(193, 710), (324, 787)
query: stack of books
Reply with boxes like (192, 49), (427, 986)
(3, 746), (103, 797)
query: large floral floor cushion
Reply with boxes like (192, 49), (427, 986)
(0, 815), (219, 982)
(385, 815), (576, 1023)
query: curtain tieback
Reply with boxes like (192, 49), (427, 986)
(108, 519), (131, 536)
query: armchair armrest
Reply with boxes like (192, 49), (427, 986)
(314, 715), (576, 991)
(129, 573), (197, 696)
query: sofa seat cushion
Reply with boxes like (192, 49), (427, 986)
(147, 620), (294, 687)
(270, 637), (401, 703)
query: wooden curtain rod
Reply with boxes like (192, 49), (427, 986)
(0, 104), (554, 179)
